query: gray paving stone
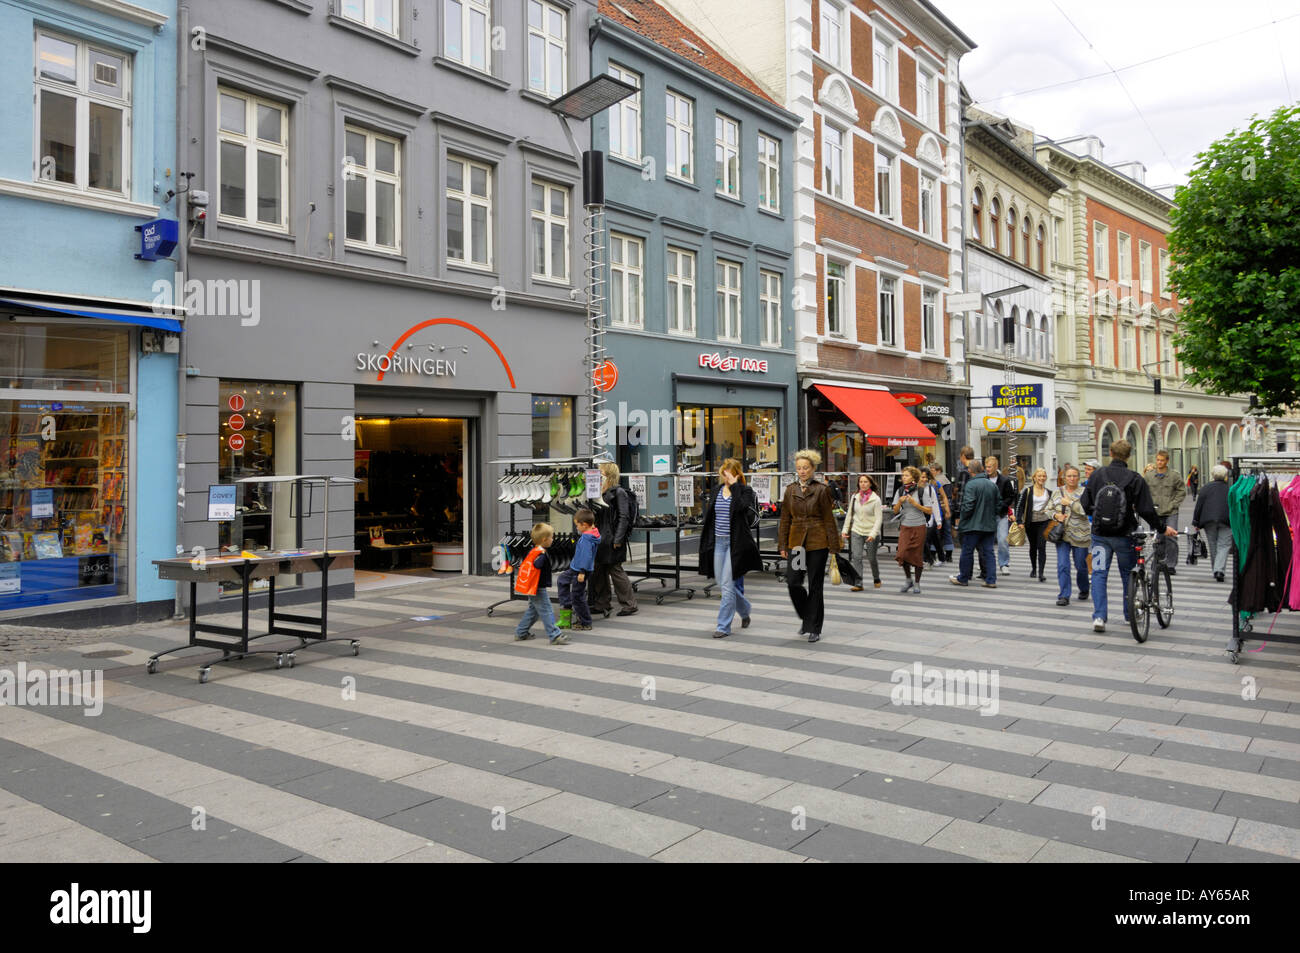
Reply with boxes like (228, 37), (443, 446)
(130, 822), (306, 862)
(494, 703), (629, 738)
(1176, 712), (1300, 745)
(676, 697), (813, 731)
(1214, 791), (1300, 830)
(324, 717), (552, 776)
(792, 823), (980, 862)
(714, 746), (862, 790)
(835, 770), (1002, 822)
(1050, 673), (1174, 696)
(1002, 718), (1163, 755)
(901, 738), (1051, 778)
(1041, 694), (1185, 726)
(507, 758), (672, 808)
(594, 724), (747, 763)
(379, 798), (568, 863)
(635, 788), (816, 851)
(1148, 740), (1267, 775)
(1261, 757), (1300, 781)
(277, 767), (440, 820)
(1167, 685), (1291, 713)
(758, 679), (908, 714)
(514, 835), (655, 863)
(1186, 839), (1300, 863)
(786, 718), (924, 752)
(1033, 761), (1223, 810)
(980, 800), (1196, 862)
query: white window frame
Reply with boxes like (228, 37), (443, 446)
(822, 124), (844, 201)
(1093, 221), (1108, 278)
(820, 1), (844, 68)
(873, 34), (895, 101)
(343, 125), (402, 253)
(445, 153), (492, 268)
(1117, 231), (1131, 284)
(342, 0), (399, 37)
(1096, 318), (1112, 366)
(1159, 248), (1170, 297)
(609, 232), (643, 328)
(917, 65), (937, 127)
(715, 112), (740, 199)
(878, 274), (898, 347)
(607, 62), (641, 162)
(665, 90), (694, 182)
(919, 172), (937, 238)
(529, 178), (568, 281)
(826, 259), (847, 338)
(760, 269), (782, 346)
(922, 287), (938, 354)
(527, 0), (567, 97)
(758, 133), (780, 212)
(715, 259), (742, 342)
(875, 147), (895, 221)
(33, 31), (132, 197)
(1139, 240), (1152, 294)
(1121, 321), (1135, 369)
(444, 0), (491, 72)
(665, 245), (696, 336)
(217, 88), (289, 231)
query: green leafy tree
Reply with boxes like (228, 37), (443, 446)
(1168, 104), (1300, 413)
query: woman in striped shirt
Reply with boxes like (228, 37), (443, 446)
(699, 458), (763, 638)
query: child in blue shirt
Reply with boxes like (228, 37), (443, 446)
(557, 509), (600, 631)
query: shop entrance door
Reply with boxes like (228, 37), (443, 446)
(353, 417), (467, 578)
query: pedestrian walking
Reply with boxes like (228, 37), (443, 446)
(699, 459), (762, 638)
(556, 508), (599, 631)
(985, 456), (1016, 575)
(1081, 440), (1178, 632)
(1191, 464), (1232, 581)
(928, 464), (954, 562)
(1049, 465), (1091, 606)
(918, 469), (947, 566)
(1013, 467), (1053, 581)
(514, 523), (570, 644)
(778, 449), (841, 643)
(840, 473), (883, 590)
(1187, 465), (1200, 500)
(950, 446), (976, 548)
(892, 466), (934, 593)
(1143, 450), (1186, 571)
(589, 462), (638, 618)
(949, 461), (999, 588)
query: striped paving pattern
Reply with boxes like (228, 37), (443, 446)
(2, 548), (1299, 863)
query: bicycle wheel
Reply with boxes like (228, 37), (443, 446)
(1127, 571), (1150, 643)
(1154, 567), (1174, 629)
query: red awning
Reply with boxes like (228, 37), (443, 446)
(815, 384), (937, 447)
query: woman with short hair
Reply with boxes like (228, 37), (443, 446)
(1192, 464), (1232, 581)
(778, 449), (841, 643)
(1050, 465), (1091, 605)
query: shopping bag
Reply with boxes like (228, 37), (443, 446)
(833, 552), (862, 588)
(829, 555), (842, 585)
(1007, 521), (1026, 547)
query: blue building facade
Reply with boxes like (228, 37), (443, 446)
(590, 3), (801, 483)
(0, 0), (180, 621)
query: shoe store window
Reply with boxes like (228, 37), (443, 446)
(532, 395), (574, 459)
(1, 323), (132, 613)
(674, 405), (781, 474)
(217, 381), (299, 594)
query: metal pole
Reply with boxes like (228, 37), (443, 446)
(174, 2), (189, 618)
(583, 151), (606, 460)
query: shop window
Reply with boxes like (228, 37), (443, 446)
(217, 381), (299, 594)
(532, 395), (573, 458)
(674, 405), (780, 473)
(1, 324), (132, 612)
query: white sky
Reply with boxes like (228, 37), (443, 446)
(951, 0), (1300, 185)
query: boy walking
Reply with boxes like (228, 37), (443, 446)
(558, 509), (600, 631)
(514, 522), (571, 645)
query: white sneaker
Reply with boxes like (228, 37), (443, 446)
(1092, 618), (1106, 632)
(999, 565), (1009, 575)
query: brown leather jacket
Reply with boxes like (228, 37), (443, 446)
(778, 480), (842, 553)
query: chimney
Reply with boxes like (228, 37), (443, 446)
(1112, 161), (1147, 185)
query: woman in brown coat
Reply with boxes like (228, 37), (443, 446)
(778, 448), (841, 643)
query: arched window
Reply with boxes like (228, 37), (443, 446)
(1006, 206), (1017, 259)
(971, 187), (983, 242)
(1022, 216), (1031, 264)
(1036, 224), (1046, 273)
(1101, 422), (1119, 460)
(989, 197), (1001, 252)
(991, 299), (1004, 349)
(1038, 314), (1049, 361)
(1010, 305), (1020, 355)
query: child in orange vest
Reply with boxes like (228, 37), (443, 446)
(514, 522), (570, 644)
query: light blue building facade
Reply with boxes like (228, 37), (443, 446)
(0, 0), (181, 621)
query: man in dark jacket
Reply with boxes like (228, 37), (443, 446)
(590, 471), (638, 617)
(1080, 439), (1178, 632)
(950, 462), (1000, 588)
(1191, 464), (1232, 581)
(985, 456), (1016, 575)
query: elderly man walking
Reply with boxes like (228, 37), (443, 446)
(1144, 449), (1187, 573)
(950, 461), (1000, 588)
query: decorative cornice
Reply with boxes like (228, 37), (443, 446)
(324, 75), (425, 115)
(204, 34), (321, 79)
(430, 111), (515, 144)
(65, 0), (166, 28)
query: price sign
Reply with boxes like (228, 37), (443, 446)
(675, 477), (695, 508)
(754, 478), (771, 505)
(31, 488), (54, 518)
(585, 468), (602, 499)
(0, 564), (19, 594)
(208, 484), (237, 521)
(779, 474), (795, 498)
(628, 475), (647, 509)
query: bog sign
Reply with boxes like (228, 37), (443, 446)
(208, 484), (237, 521)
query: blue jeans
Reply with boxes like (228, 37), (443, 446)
(1090, 535), (1136, 623)
(1055, 542), (1089, 601)
(516, 590), (562, 639)
(997, 516), (1010, 568)
(957, 530), (996, 585)
(714, 534), (752, 635)
(557, 569), (590, 626)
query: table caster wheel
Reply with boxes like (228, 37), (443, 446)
(146, 659), (157, 675)
(687, 591), (694, 599)
(198, 668), (210, 684)
(1228, 650), (1239, 664)
(486, 608), (494, 617)
(287, 654), (296, 669)
(275, 654), (284, 669)
(351, 641), (360, 656)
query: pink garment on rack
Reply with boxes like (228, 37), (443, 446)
(1281, 474), (1300, 610)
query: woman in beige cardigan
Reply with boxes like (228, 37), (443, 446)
(841, 473), (882, 590)
(778, 449), (841, 643)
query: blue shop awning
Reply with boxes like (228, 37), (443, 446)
(0, 296), (183, 333)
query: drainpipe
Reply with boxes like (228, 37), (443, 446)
(174, 2), (189, 618)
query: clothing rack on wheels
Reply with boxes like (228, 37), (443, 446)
(621, 470), (697, 604)
(485, 456), (598, 617)
(1225, 452), (1300, 663)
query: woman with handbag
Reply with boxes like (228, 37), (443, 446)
(699, 458), (762, 638)
(891, 466), (933, 594)
(918, 469), (945, 566)
(1012, 467), (1052, 581)
(778, 449), (841, 643)
(840, 473), (882, 591)
(1049, 464), (1091, 606)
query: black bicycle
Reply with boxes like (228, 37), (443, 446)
(1127, 530), (1174, 643)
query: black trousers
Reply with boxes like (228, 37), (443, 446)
(1027, 519), (1048, 575)
(787, 547), (830, 635)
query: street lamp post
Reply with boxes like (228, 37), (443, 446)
(547, 75), (638, 462)
(983, 284), (1028, 468)
(1141, 359), (1169, 464)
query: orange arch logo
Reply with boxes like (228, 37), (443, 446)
(376, 318), (516, 388)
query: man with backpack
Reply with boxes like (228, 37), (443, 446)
(1080, 439), (1179, 633)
